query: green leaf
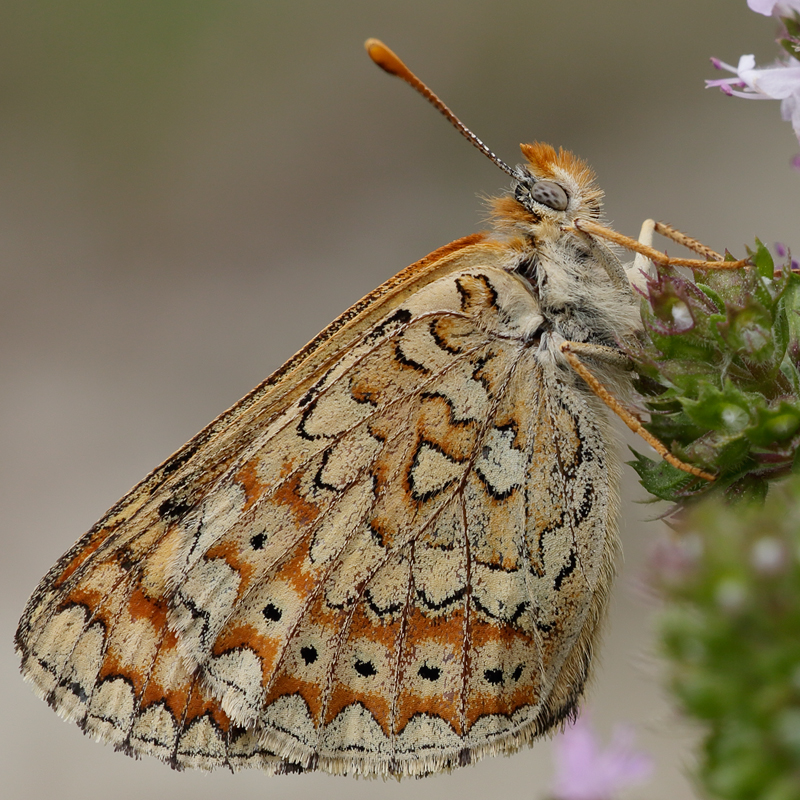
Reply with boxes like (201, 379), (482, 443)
(681, 383), (759, 434)
(773, 295), (791, 366)
(715, 297), (775, 364)
(628, 450), (701, 500)
(647, 358), (722, 396)
(782, 274), (800, 348)
(748, 401), (800, 447)
(696, 282), (725, 313)
(749, 238), (775, 280)
(681, 431), (752, 475)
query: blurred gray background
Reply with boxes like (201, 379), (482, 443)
(2, 2), (796, 799)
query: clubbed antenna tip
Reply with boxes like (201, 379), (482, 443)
(365, 38), (516, 179)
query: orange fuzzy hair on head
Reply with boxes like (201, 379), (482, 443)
(491, 142), (604, 229)
(521, 143), (604, 214)
(519, 142), (596, 186)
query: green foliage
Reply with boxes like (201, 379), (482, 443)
(629, 242), (800, 502)
(778, 12), (800, 60)
(638, 243), (800, 798)
(651, 475), (800, 800)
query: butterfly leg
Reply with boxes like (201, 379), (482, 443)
(559, 340), (716, 481)
(574, 218), (750, 271)
(649, 220), (723, 261)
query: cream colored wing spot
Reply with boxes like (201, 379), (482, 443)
(260, 693), (318, 750)
(129, 702), (179, 760)
(176, 714), (227, 766)
(87, 677), (137, 742)
(408, 440), (464, 502)
(474, 425), (527, 499)
(411, 507), (468, 616)
(27, 604), (90, 694)
(321, 703), (393, 758)
(394, 714), (464, 755)
(203, 647), (265, 726)
(171, 557), (242, 656)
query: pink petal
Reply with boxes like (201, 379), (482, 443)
(752, 66), (800, 98)
(748, 0), (777, 14)
(551, 718), (653, 800)
(781, 93), (800, 140)
(738, 54), (758, 74)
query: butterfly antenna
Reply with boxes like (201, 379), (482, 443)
(366, 38), (517, 179)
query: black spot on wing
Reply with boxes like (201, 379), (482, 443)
(363, 308), (413, 344)
(484, 668), (503, 685)
(354, 659), (377, 677)
(162, 443), (199, 476)
(418, 664), (441, 681)
(574, 484), (595, 524)
(250, 531), (267, 550)
(55, 674), (89, 704)
(262, 603), (282, 622)
(300, 645), (318, 665)
(116, 548), (137, 572)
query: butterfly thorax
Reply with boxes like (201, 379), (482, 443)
(490, 142), (642, 361)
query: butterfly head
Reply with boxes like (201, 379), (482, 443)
(495, 142), (604, 235)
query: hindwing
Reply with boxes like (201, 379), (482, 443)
(16, 237), (618, 777)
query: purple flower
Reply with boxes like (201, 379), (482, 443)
(707, 54), (800, 142)
(773, 243), (798, 271)
(550, 716), (653, 800)
(748, 0), (800, 16)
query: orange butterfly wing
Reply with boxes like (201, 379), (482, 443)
(17, 234), (618, 777)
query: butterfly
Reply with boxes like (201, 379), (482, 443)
(15, 39), (733, 779)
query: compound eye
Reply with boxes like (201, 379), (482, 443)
(531, 180), (569, 211)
